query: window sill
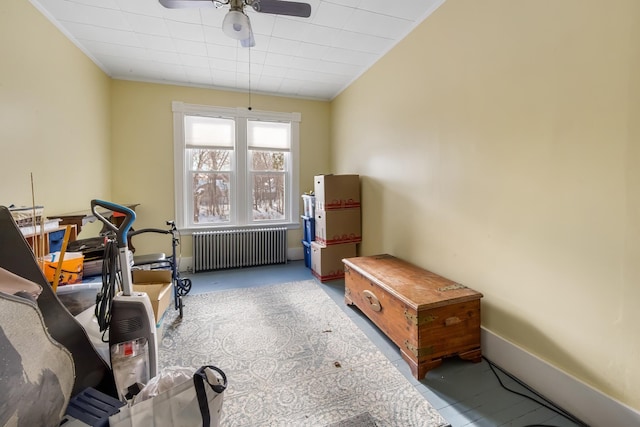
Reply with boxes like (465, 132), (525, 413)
(180, 222), (301, 235)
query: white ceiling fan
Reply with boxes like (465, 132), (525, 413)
(159, 0), (312, 47)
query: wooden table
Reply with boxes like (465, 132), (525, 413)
(49, 204), (139, 234)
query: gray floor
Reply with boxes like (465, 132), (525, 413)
(183, 261), (586, 427)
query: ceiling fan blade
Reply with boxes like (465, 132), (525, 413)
(251, 0), (311, 18)
(159, 0), (217, 9)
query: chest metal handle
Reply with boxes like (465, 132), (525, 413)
(362, 290), (381, 312)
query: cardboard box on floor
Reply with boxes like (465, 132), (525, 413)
(311, 241), (357, 282)
(314, 174), (360, 210)
(132, 270), (172, 325)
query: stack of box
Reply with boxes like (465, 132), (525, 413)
(311, 174), (361, 281)
(301, 194), (315, 269)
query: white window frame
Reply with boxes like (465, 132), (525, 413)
(172, 101), (300, 231)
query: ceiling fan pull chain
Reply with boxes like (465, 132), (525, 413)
(248, 46), (252, 111)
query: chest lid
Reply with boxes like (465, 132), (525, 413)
(343, 254), (482, 311)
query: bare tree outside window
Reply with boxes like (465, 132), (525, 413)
(251, 151), (286, 221)
(174, 103), (299, 229)
(190, 148), (231, 224)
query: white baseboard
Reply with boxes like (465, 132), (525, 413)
(177, 256), (193, 274)
(481, 328), (640, 427)
(288, 246), (304, 261)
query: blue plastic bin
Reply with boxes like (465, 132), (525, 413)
(302, 215), (315, 243)
(302, 240), (311, 269)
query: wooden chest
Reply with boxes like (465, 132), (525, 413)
(343, 254), (483, 380)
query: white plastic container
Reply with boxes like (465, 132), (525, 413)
(301, 194), (315, 217)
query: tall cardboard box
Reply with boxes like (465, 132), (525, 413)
(315, 208), (361, 245)
(132, 270), (172, 325)
(314, 175), (360, 210)
(310, 241), (356, 282)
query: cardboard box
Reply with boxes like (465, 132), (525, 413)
(132, 270), (172, 325)
(314, 174), (360, 210)
(311, 241), (357, 282)
(315, 208), (361, 245)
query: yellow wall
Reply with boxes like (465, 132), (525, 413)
(5, 0), (639, 411)
(0, 0), (330, 250)
(110, 80), (331, 255)
(332, 0), (640, 409)
(0, 0), (111, 227)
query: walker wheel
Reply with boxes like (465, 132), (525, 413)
(177, 278), (192, 296)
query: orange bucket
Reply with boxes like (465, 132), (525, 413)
(41, 252), (84, 285)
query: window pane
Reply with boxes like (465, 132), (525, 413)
(251, 151), (285, 172)
(252, 173), (285, 221)
(190, 149), (231, 172)
(192, 172), (231, 224)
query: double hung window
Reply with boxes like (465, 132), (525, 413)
(172, 102), (300, 230)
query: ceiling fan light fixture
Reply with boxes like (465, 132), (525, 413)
(161, 0), (312, 48)
(240, 29), (255, 47)
(222, 10), (251, 40)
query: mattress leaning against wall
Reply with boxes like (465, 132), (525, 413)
(0, 206), (117, 397)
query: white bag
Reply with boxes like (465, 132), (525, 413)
(109, 366), (227, 427)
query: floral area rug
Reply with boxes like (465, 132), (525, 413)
(158, 280), (449, 427)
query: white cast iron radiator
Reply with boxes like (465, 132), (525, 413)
(193, 227), (288, 272)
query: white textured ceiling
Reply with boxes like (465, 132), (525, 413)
(31, 0), (445, 100)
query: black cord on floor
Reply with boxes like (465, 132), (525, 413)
(483, 356), (590, 427)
